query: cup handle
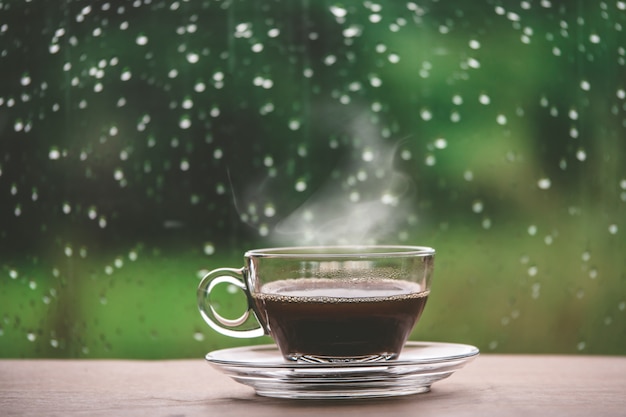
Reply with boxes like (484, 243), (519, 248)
(197, 267), (265, 338)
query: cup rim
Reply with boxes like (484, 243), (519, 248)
(244, 245), (435, 259)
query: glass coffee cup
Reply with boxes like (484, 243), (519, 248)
(197, 245), (435, 363)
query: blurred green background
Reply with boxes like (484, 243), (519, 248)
(1, 0), (625, 358)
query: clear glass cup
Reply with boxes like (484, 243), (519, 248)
(197, 245), (435, 362)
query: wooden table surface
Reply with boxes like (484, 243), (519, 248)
(1, 354), (625, 417)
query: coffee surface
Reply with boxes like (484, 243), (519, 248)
(252, 278), (429, 360)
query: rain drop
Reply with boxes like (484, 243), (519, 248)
(259, 224), (270, 237)
(264, 204), (276, 217)
(537, 178), (551, 189)
(362, 149), (375, 162)
(186, 52), (200, 63)
(203, 243), (215, 255)
(288, 118), (301, 131)
(136, 34), (148, 45)
(330, 5), (348, 18)
(469, 39), (481, 49)
(49, 148), (61, 160)
(179, 116), (191, 129)
(531, 282), (541, 299)
(295, 179), (307, 192)
(369, 74), (382, 87)
(120, 69), (132, 81)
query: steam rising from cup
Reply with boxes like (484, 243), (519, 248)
(233, 103), (415, 246)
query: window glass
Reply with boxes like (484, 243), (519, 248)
(1, 0), (624, 357)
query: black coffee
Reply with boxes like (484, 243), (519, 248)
(252, 278), (429, 361)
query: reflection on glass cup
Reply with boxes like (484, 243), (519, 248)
(197, 246), (435, 363)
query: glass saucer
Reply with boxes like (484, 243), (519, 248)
(206, 341), (479, 399)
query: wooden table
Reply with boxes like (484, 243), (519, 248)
(1, 355), (625, 416)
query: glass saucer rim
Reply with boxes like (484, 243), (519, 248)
(205, 341), (480, 369)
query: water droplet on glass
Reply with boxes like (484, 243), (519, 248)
(179, 116), (192, 129)
(531, 282), (541, 298)
(369, 74), (382, 87)
(537, 178), (551, 190)
(362, 148), (375, 162)
(186, 52), (200, 64)
(472, 200), (484, 213)
(295, 179), (307, 192)
(330, 5), (348, 18)
(136, 34), (148, 46)
(288, 118), (301, 131)
(120, 69), (132, 81)
(467, 57), (480, 69)
(49, 148), (61, 160)
(343, 25), (361, 38)
(20, 73), (31, 86)
(434, 137), (447, 149)
(264, 204), (276, 217)
(203, 243), (215, 256)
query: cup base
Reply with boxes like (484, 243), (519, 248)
(286, 352), (397, 363)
